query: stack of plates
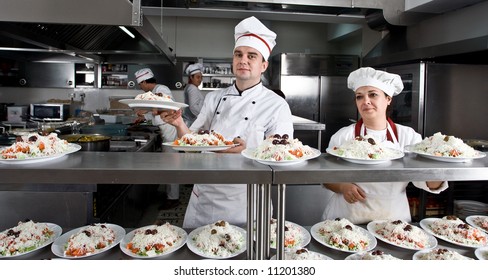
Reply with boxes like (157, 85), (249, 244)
(453, 200), (488, 219)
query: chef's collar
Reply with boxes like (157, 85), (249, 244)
(234, 81), (262, 95)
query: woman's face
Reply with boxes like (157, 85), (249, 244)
(354, 86), (392, 120)
(190, 72), (203, 86)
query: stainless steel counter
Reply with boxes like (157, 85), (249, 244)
(1, 151), (487, 260)
(0, 152), (272, 184)
(272, 153), (488, 184)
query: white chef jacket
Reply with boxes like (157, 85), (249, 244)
(321, 122), (449, 224)
(183, 83), (293, 228)
(182, 83), (205, 127)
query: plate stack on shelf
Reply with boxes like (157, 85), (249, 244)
(453, 200), (488, 220)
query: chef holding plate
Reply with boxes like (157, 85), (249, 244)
(161, 16), (293, 228)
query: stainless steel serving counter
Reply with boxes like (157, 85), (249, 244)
(1, 151), (487, 260)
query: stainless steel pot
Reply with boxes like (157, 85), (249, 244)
(61, 134), (111, 151)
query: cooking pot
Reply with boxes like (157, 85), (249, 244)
(61, 134), (111, 151)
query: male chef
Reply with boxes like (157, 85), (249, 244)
(161, 16), (293, 228)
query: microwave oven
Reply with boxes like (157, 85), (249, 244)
(30, 103), (70, 121)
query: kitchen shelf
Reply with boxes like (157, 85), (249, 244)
(75, 63), (96, 88)
(101, 64), (128, 88)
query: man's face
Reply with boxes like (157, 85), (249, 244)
(232, 46), (268, 84)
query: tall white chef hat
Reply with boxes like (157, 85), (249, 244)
(234, 16), (277, 61)
(135, 68), (154, 84)
(185, 63), (203, 75)
(347, 67), (404, 96)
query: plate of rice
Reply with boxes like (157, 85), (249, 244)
(326, 135), (404, 165)
(367, 220), (437, 250)
(0, 132), (81, 164)
(413, 248), (474, 260)
(405, 132), (486, 162)
(120, 223), (187, 258)
(271, 248), (333, 260)
(163, 130), (236, 152)
(311, 218), (377, 253)
(187, 220), (246, 259)
(242, 134), (321, 166)
(119, 91), (188, 111)
(0, 220), (62, 258)
(345, 249), (401, 260)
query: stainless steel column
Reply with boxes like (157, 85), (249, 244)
(276, 183), (286, 260)
(246, 183), (255, 260)
(264, 184), (271, 259)
(255, 183), (265, 259)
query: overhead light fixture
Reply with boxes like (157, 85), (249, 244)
(119, 26), (135, 39)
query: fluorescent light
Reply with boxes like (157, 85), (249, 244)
(119, 26), (135, 39)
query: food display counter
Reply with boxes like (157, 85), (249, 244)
(0, 151), (487, 260)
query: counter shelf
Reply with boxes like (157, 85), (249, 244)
(1, 151), (487, 260)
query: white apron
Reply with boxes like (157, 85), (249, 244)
(322, 123), (413, 224)
(183, 84), (293, 228)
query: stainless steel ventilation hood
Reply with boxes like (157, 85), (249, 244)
(0, 0), (176, 65)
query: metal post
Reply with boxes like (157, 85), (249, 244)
(276, 183), (286, 260)
(255, 184), (265, 259)
(247, 183), (255, 260)
(264, 184), (271, 259)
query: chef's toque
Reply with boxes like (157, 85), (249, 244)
(185, 63), (204, 75)
(135, 68), (154, 84)
(234, 16), (277, 61)
(347, 67), (404, 96)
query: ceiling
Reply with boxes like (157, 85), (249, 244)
(0, 0), (485, 65)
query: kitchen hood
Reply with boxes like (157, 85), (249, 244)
(362, 0), (488, 67)
(0, 0), (176, 65)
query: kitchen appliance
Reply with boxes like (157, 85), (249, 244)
(7, 105), (28, 123)
(384, 62), (488, 140)
(270, 53), (359, 151)
(30, 103), (70, 121)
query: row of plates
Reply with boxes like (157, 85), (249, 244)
(2, 216), (488, 260)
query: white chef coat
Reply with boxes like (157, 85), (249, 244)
(143, 84), (177, 147)
(321, 122), (449, 224)
(182, 83), (205, 127)
(183, 83), (293, 228)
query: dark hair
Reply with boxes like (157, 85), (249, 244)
(145, 77), (157, 84)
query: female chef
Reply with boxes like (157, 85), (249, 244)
(321, 67), (449, 224)
(161, 16), (293, 228)
(182, 63), (205, 127)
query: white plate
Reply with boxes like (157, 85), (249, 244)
(119, 225), (187, 259)
(466, 215), (488, 234)
(163, 142), (238, 152)
(345, 250), (401, 260)
(412, 249), (474, 260)
(405, 145), (486, 162)
(118, 99), (188, 111)
(269, 221), (311, 250)
(187, 225), (246, 259)
(0, 222), (62, 258)
(420, 218), (488, 248)
(474, 246), (488, 260)
(326, 147), (404, 165)
(241, 148), (321, 166)
(271, 250), (333, 260)
(0, 144), (81, 164)
(51, 223), (125, 259)
(366, 220), (437, 251)
(310, 222), (377, 253)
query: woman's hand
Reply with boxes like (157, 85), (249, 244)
(340, 183), (366, 204)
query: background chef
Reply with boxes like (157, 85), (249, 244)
(321, 67), (449, 224)
(161, 16), (293, 228)
(182, 63), (205, 127)
(134, 68), (180, 209)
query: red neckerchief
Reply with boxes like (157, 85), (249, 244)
(354, 117), (398, 143)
